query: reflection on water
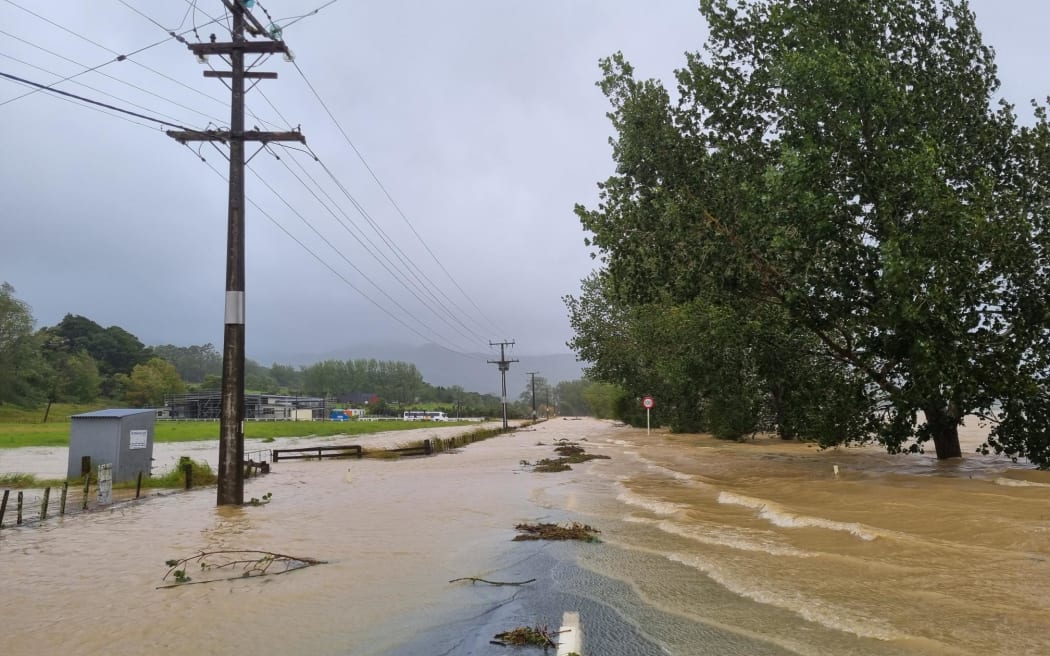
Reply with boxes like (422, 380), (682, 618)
(2, 419), (1048, 655)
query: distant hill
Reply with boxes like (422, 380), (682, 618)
(261, 342), (587, 395)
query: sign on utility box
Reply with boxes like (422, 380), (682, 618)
(67, 409), (155, 484)
(97, 464), (113, 505)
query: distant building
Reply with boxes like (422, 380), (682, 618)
(162, 391), (329, 420)
(337, 392), (380, 406)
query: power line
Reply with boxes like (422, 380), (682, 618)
(0, 30), (228, 126)
(196, 155), (483, 360)
(117, 0), (194, 34)
(275, 146), (491, 345)
(0, 70), (209, 133)
(110, 1), (482, 352)
(0, 5), (227, 108)
(2, 70), (161, 131)
(274, 147), (490, 347)
(0, 50), (210, 129)
(3, 0), (232, 111)
(290, 59), (507, 338)
(300, 147), (495, 343)
(272, 0), (343, 32)
(246, 162), (476, 353)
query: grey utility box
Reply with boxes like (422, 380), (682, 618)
(67, 409), (155, 483)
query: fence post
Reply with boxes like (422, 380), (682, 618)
(136, 472), (143, 499)
(60, 482), (68, 516)
(40, 487), (50, 521)
(17, 491), (23, 525)
(82, 471), (91, 510)
(424, 439), (432, 455)
(0, 489), (8, 528)
(183, 462), (193, 490)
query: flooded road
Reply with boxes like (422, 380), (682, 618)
(2, 419), (1048, 655)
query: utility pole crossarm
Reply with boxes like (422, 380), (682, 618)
(204, 70), (278, 79)
(188, 41), (290, 56)
(165, 129), (305, 144)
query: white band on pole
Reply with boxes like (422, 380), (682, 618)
(225, 291), (245, 324)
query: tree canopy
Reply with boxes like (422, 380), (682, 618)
(0, 283), (48, 406)
(124, 357), (187, 407)
(569, 0), (1050, 466)
(152, 343), (221, 384)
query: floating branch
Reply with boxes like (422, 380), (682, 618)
(159, 550), (327, 588)
(513, 522), (601, 542)
(448, 576), (536, 586)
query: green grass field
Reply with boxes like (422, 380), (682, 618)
(0, 402), (476, 449)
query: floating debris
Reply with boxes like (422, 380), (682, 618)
(491, 624), (560, 648)
(513, 522), (601, 542)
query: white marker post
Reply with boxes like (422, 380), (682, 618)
(642, 396), (654, 435)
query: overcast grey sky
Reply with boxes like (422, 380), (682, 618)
(2, 1), (1048, 364)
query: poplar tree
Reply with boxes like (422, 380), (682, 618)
(571, 0), (1050, 464)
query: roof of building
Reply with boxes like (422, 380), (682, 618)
(71, 408), (155, 419)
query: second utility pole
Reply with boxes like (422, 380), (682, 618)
(488, 340), (518, 430)
(167, 1), (304, 506)
(526, 371), (538, 420)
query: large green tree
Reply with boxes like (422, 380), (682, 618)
(124, 357), (186, 407)
(152, 343), (221, 384)
(50, 314), (151, 396)
(571, 0), (1050, 464)
(301, 358), (425, 402)
(38, 332), (102, 419)
(0, 283), (49, 406)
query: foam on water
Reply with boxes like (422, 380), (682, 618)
(718, 491), (879, 541)
(626, 515), (816, 558)
(615, 483), (689, 516)
(643, 461), (700, 483)
(666, 552), (904, 642)
(994, 477), (1050, 488)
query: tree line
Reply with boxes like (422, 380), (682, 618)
(0, 283), (617, 420)
(567, 0), (1050, 467)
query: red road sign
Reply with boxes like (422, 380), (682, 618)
(642, 396), (655, 409)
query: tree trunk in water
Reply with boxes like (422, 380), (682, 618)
(925, 404), (962, 460)
(771, 385), (795, 440)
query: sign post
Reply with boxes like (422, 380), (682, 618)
(642, 396), (655, 435)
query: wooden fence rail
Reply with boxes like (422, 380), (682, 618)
(271, 444), (363, 462)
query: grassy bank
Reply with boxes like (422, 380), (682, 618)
(0, 410), (478, 449)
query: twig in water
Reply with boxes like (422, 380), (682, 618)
(448, 576), (536, 586)
(159, 549), (327, 588)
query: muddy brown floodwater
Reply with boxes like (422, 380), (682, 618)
(2, 418), (1048, 655)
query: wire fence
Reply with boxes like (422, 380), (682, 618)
(0, 481), (158, 529)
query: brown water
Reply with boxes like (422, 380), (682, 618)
(542, 421), (1050, 655)
(2, 419), (1048, 655)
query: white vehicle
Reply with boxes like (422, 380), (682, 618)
(403, 410), (450, 422)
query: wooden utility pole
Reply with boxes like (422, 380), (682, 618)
(526, 371), (538, 420)
(488, 340), (518, 430)
(167, 0), (304, 506)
